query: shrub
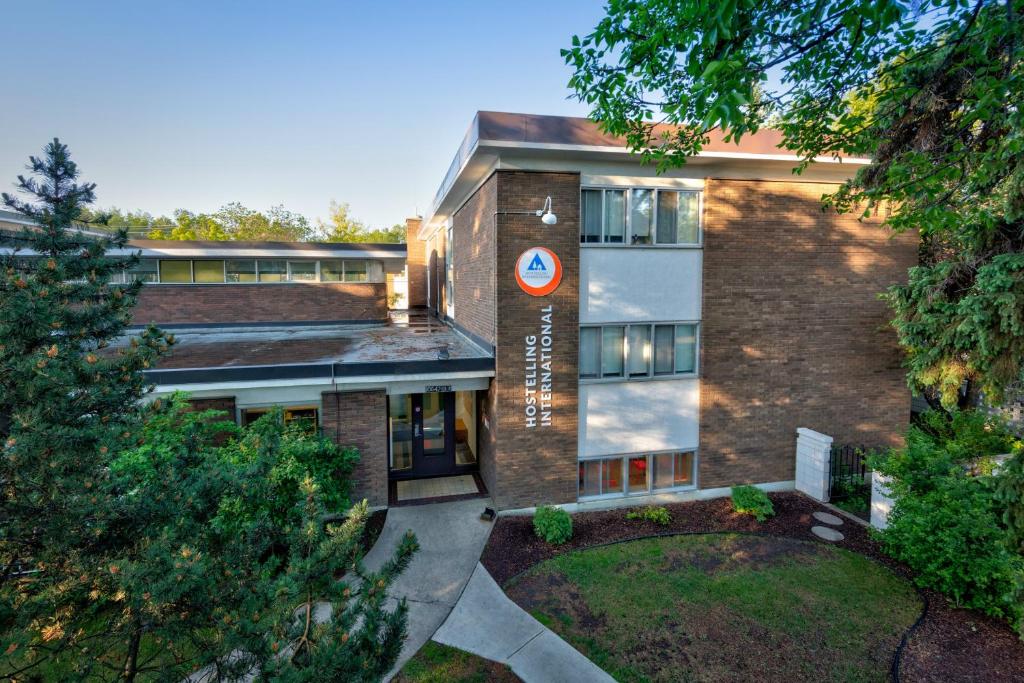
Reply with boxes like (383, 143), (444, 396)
(873, 409), (1024, 636)
(626, 505), (672, 526)
(533, 505), (573, 544)
(731, 485), (774, 522)
(882, 473), (1023, 632)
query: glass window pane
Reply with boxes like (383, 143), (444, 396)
(628, 456), (648, 493)
(226, 259), (256, 282)
(630, 189), (652, 244)
(581, 190), (602, 243)
(193, 260), (225, 283)
(288, 261), (317, 281)
(579, 328), (601, 379)
(283, 407), (318, 434)
(675, 324), (697, 373)
(367, 261), (384, 282)
(258, 260), (286, 282)
(389, 395), (412, 471)
(654, 325), (675, 375)
(677, 192), (700, 243)
(601, 326), (624, 377)
(128, 259), (158, 283)
(320, 260), (344, 281)
(602, 458), (623, 494)
(674, 452), (694, 486)
(344, 260), (368, 282)
(604, 190), (625, 243)
(627, 325), (651, 377)
(455, 390), (477, 465)
(656, 191), (678, 244)
(159, 260), (191, 283)
(653, 453), (675, 489)
(579, 461), (601, 497)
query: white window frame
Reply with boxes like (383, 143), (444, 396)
(145, 258), (385, 285)
(580, 186), (703, 248)
(577, 449), (698, 500)
(579, 321), (700, 382)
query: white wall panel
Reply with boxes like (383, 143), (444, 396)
(579, 379), (699, 457)
(580, 248), (702, 324)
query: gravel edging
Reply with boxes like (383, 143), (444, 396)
(481, 492), (1024, 683)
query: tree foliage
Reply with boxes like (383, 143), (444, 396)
(318, 201), (405, 244)
(564, 0), (1024, 407)
(1, 141), (417, 680)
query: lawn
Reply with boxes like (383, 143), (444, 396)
(394, 641), (520, 683)
(505, 533), (921, 683)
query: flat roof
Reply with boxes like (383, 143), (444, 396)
(134, 312), (494, 387)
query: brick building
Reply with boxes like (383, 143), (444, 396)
(87, 112), (916, 511)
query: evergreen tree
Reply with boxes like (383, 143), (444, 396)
(1, 141), (417, 680)
(0, 139), (172, 676)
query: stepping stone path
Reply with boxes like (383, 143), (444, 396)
(811, 525), (844, 542)
(812, 511), (844, 526)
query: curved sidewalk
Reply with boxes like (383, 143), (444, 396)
(361, 497), (495, 679)
(433, 563), (615, 683)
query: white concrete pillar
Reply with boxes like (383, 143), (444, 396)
(795, 428), (833, 502)
(870, 471), (895, 529)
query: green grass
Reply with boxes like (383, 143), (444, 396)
(506, 533), (922, 683)
(395, 641), (520, 683)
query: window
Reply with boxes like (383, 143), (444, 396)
(343, 260), (368, 282)
(445, 225), (454, 314)
(320, 260), (344, 281)
(579, 328), (601, 379)
(652, 451), (695, 490)
(580, 451), (696, 499)
(626, 325), (651, 377)
(128, 259), (158, 283)
(580, 323), (699, 380)
(257, 260), (286, 282)
(580, 188), (701, 246)
(287, 260), (317, 281)
(601, 326), (625, 377)
(193, 260), (225, 283)
(241, 405), (319, 434)
(226, 259), (256, 282)
(159, 260), (192, 283)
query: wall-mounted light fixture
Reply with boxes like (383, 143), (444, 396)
(495, 196), (557, 225)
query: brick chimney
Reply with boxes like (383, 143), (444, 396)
(405, 216), (426, 308)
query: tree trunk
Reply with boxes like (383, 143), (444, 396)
(122, 620), (142, 682)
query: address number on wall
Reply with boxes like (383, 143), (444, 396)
(424, 385), (453, 393)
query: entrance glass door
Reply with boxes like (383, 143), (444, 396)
(390, 393), (456, 477)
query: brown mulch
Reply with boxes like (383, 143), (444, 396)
(481, 492), (1024, 683)
(360, 509), (387, 555)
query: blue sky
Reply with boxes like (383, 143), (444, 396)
(0, 1), (603, 229)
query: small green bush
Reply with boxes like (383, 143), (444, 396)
(533, 505), (573, 544)
(731, 485), (774, 522)
(626, 505), (672, 526)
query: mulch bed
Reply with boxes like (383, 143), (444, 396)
(481, 492), (1024, 683)
(360, 509), (388, 555)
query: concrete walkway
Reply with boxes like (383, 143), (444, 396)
(434, 563), (615, 683)
(361, 497), (494, 679)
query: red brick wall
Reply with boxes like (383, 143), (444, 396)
(133, 282), (386, 326)
(699, 178), (917, 488)
(406, 217), (427, 308)
(490, 170), (581, 509)
(451, 176), (498, 345)
(321, 390), (388, 507)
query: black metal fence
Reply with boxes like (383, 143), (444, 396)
(828, 444), (875, 502)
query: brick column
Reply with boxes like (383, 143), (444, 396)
(321, 390), (388, 507)
(490, 170), (581, 509)
(405, 217), (427, 309)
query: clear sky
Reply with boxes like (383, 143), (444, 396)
(0, 1), (604, 229)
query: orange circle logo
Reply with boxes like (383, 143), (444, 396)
(515, 247), (562, 297)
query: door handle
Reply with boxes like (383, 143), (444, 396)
(414, 424), (421, 437)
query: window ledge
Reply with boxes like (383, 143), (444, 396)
(579, 374), (699, 385)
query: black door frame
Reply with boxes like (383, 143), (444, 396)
(388, 392), (477, 480)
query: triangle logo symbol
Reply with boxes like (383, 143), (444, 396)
(527, 253), (547, 271)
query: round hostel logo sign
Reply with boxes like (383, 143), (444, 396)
(515, 247), (562, 297)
